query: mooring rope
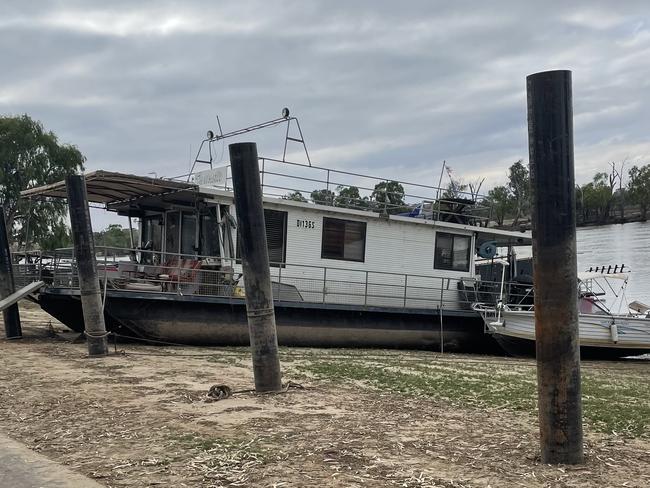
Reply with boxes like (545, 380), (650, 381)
(205, 381), (305, 402)
(84, 330), (112, 338)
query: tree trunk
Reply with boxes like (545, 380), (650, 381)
(512, 201), (521, 226)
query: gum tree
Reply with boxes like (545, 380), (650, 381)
(0, 114), (84, 249)
(627, 164), (650, 221)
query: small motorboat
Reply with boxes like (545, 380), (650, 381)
(472, 269), (650, 358)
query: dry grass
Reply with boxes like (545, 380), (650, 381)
(0, 303), (649, 487)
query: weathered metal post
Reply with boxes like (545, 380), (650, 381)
(66, 175), (108, 357)
(526, 70), (583, 464)
(0, 207), (22, 339)
(229, 142), (283, 393)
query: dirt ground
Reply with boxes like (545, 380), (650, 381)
(1, 303), (649, 487)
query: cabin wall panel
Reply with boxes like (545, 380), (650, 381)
(266, 205), (472, 308)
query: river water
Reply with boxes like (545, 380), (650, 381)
(577, 221), (650, 307)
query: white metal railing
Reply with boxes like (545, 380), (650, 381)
(172, 156), (493, 226)
(15, 246), (534, 312)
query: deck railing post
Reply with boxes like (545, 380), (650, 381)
(38, 251), (43, 284)
(527, 69), (583, 464)
(102, 252), (108, 312)
(439, 277), (445, 353)
(364, 271), (369, 306)
(322, 268), (327, 303)
(230, 142), (283, 393)
(66, 174), (108, 357)
(403, 274), (408, 308)
(326, 170), (332, 205)
(0, 206), (22, 339)
(176, 253), (182, 294)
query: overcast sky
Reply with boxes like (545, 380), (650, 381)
(2, 1), (649, 228)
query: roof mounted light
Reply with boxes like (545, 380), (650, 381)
(282, 107), (290, 118)
(206, 130), (215, 139)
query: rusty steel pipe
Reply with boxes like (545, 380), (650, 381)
(229, 142), (283, 393)
(527, 70), (583, 464)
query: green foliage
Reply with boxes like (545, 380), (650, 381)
(371, 180), (406, 214)
(579, 172), (614, 224)
(507, 160), (530, 225)
(627, 164), (650, 220)
(37, 222), (73, 250)
(93, 224), (135, 254)
(475, 160), (530, 227)
(441, 180), (468, 199)
(334, 185), (369, 209)
(484, 185), (511, 226)
(310, 188), (335, 205)
(281, 191), (308, 203)
(0, 114), (84, 249)
(310, 185), (372, 210)
(311, 182), (405, 213)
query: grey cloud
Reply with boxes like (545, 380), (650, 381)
(1, 0), (649, 215)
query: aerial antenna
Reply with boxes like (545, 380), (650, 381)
(188, 108), (311, 180)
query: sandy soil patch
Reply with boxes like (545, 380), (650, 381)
(0, 303), (648, 487)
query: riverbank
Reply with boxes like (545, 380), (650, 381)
(1, 304), (649, 487)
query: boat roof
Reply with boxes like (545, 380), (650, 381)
(21, 170), (197, 204)
(21, 170), (532, 246)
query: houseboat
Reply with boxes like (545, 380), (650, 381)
(17, 114), (532, 352)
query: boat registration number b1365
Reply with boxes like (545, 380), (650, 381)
(296, 219), (315, 229)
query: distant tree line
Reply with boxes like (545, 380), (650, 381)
(482, 159), (650, 227)
(286, 158), (650, 228)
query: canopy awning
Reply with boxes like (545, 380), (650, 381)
(21, 170), (197, 205)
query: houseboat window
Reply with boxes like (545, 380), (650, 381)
(236, 209), (287, 266)
(221, 207), (235, 259)
(265, 209), (288, 265)
(165, 211), (180, 256)
(181, 212), (198, 255)
(321, 217), (366, 262)
(200, 207), (221, 257)
(434, 232), (471, 272)
(141, 216), (162, 263)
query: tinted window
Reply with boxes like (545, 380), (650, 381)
(265, 209), (287, 266)
(181, 212), (197, 255)
(165, 211), (180, 256)
(434, 232), (471, 272)
(236, 209), (287, 267)
(200, 207), (220, 257)
(321, 217), (366, 262)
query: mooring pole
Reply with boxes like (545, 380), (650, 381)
(66, 175), (108, 357)
(0, 207), (22, 339)
(229, 142), (283, 393)
(526, 70), (583, 464)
